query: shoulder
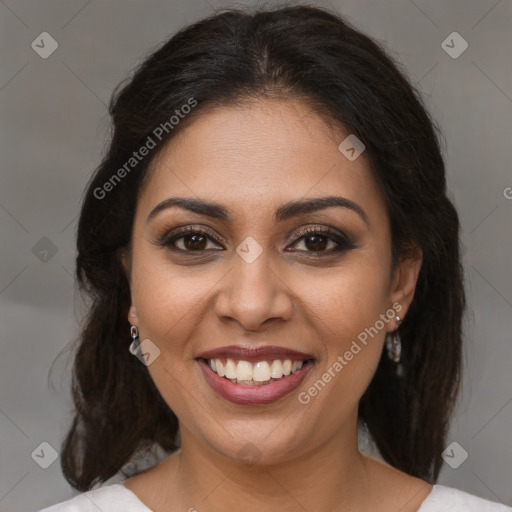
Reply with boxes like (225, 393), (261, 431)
(34, 483), (153, 512)
(418, 484), (512, 511)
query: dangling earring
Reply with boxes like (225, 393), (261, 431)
(129, 325), (141, 355)
(386, 316), (401, 362)
(386, 316), (404, 376)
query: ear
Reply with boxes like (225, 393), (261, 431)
(388, 242), (423, 329)
(118, 247), (138, 323)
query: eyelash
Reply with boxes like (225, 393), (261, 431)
(155, 225), (356, 257)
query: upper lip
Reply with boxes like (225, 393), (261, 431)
(197, 345), (314, 362)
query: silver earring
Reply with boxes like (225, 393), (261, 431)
(386, 316), (405, 377)
(386, 316), (402, 363)
(129, 325), (140, 355)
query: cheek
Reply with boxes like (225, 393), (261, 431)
(299, 260), (391, 337)
(128, 259), (203, 363)
(299, 276), (388, 421)
(298, 260), (390, 387)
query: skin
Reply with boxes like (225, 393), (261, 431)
(121, 98), (430, 511)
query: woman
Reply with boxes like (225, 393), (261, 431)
(37, 4), (510, 511)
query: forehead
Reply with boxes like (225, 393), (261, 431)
(138, 99), (387, 224)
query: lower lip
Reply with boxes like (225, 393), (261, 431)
(197, 358), (314, 405)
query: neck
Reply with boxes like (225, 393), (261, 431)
(153, 415), (376, 512)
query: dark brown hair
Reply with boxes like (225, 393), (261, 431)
(55, 2), (465, 491)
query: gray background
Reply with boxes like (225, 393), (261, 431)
(0, 0), (511, 510)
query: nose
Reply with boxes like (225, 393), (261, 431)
(214, 249), (294, 332)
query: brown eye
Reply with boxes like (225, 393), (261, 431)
(286, 227), (356, 255)
(156, 227), (224, 252)
(181, 233), (208, 251)
(302, 233), (330, 252)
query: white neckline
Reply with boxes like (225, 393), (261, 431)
(115, 482), (441, 511)
(116, 483), (154, 510)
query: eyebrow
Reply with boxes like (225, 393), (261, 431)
(146, 195), (369, 225)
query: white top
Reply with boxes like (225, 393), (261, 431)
(35, 483), (512, 511)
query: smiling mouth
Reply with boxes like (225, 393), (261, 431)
(199, 357), (315, 386)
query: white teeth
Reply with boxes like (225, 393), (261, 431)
(291, 361), (303, 373)
(253, 361), (271, 382)
(236, 360), (253, 382)
(207, 358), (308, 384)
(224, 359), (237, 379)
(215, 358), (225, 377)
(270, 360), (284, 378)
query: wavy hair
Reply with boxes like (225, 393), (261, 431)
(55, 3), (465, 491)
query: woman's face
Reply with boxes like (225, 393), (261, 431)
(123, 98), (421, 465)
